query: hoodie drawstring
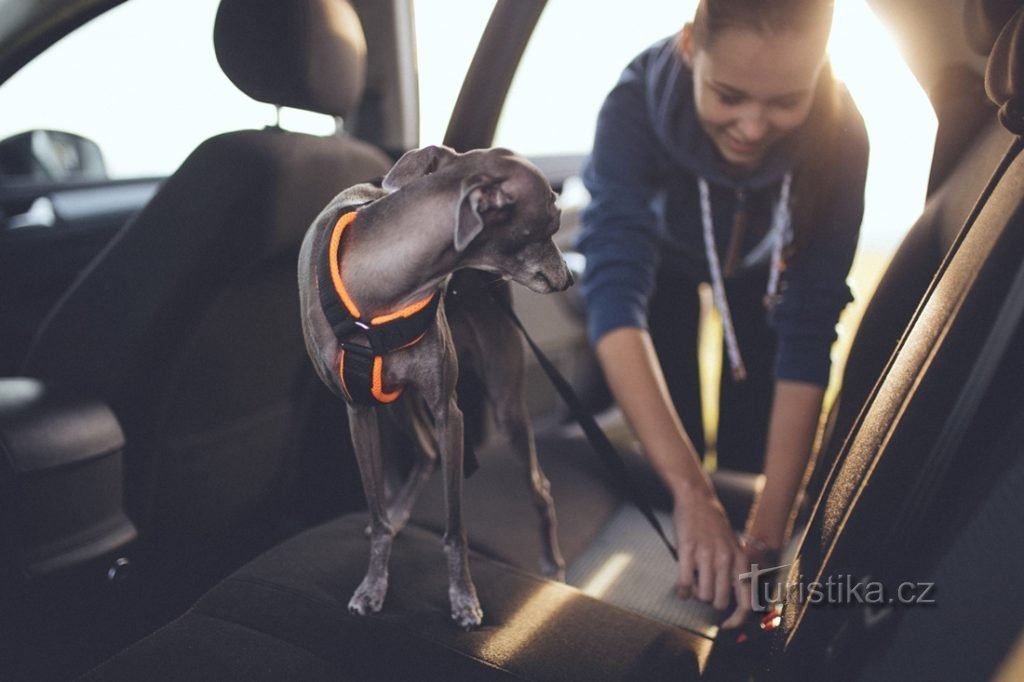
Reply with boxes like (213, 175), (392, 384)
(698, 174), (792, 382)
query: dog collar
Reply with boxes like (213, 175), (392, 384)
(317, 209), (441, 405)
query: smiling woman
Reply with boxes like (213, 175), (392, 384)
(467, 0), (933, 457)
(484, 0), (935, 251)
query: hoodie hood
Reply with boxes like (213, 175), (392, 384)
(640, 34), (799, 190)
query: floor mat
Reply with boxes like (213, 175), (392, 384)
(566, 505), (721, 639)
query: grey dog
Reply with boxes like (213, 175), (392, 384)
(298, 145), (572, 628)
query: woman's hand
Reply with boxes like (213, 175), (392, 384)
(672, 483), (752, 629)
(595, 328), (753, 628)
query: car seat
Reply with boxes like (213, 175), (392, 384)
(804, 0), (1014, 520)
(755, 2), (1024, 679)
(21, 0), (391, 587)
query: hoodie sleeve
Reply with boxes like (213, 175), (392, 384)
(577, 57), (668, 345)
(770, 94), (869, 386)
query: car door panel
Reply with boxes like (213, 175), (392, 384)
(0, 178), (159, 373)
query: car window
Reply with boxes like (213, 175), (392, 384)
(412, 0), (497, 145)
(0, 0), (334, 181)
(495, 0), (694, 157)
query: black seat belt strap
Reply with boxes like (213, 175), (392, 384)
(491, 291), (679, 562)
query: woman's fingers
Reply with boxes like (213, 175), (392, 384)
(677, 544), (696, 599)
(721, 560), (753, 629)
(696, 548), (715, 602)
(672, 498), (753, 629)
(713, 549), (734, 610)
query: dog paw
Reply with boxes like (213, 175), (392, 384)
(449, 586), (483, 630)
(348, 576), (388, 616)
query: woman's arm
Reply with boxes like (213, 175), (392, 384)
(746, 90), (868, 556)
(595, 327), (751, 628)
(743, 380), (824, 556)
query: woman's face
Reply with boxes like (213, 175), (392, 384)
(680, 24), (827, 169)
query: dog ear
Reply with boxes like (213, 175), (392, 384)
(454, 175), (516, 252)
(454, 175), (488, 252)
(382, 145), (456, 192)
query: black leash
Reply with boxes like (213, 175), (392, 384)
(491, 292), (679, 561)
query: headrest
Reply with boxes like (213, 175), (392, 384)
(214, 0), (366, 118)
(986, 6), (1024, 133)
(965, 0), (1024, 56)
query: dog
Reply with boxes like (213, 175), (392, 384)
(298, 145), (573, 628)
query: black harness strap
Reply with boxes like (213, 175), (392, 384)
(317, 207), (440, 406)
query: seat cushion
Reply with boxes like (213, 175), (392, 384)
(409, 430), (624, 572)
(410, 426), (762, 575)
(81, 514), (711, 681)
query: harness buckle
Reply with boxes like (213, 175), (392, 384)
(339, 340), (375, 358)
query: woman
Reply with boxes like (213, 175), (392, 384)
(578, 0), (868, 627)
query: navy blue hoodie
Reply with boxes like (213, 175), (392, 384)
(577, 34), (869, 386)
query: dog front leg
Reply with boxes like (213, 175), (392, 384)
(434, 395), (483, 629)
(347, 405), (395, 616)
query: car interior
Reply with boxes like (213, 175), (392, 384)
(1, 0), (1023, 680)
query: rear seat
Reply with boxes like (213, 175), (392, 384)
(772, 4), (1024, 679)
(79, 2), (1024, 680)
(79, 515), (710, 681)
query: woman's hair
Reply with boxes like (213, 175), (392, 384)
(691, 0), (833, 48)
(691, 0), (842, 258)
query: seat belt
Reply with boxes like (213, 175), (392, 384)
(490, 290), (679, 562)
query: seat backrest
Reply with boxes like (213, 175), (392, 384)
(22, 0), (392, 546)
(774, 4), (1024, 678)
(810, 116), (1011, 497)
(807, 0), (1014, 514)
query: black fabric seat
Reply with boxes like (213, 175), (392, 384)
(807, 115), (1014, 506)
(773, 3), (1024, 679)
(411, 431), (624, 572)
(409, 427), (759, 574)
(807, 0), (1013, 511)
(79, 514), (711, 682)
(21, 0), (390, 591)
(75, 2), (1024, 680)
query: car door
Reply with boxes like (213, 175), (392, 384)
(0, 135), (162, 375)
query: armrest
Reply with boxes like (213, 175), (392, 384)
(0, 377), (136, 580)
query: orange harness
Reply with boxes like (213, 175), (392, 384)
(317, 210), (440, 405)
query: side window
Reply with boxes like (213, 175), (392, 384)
(494, 0), (693, 157)
(412, 0), (497, 145)
(0, 0), (333, 183)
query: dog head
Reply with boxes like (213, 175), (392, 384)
(381, 145), (573, 294)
